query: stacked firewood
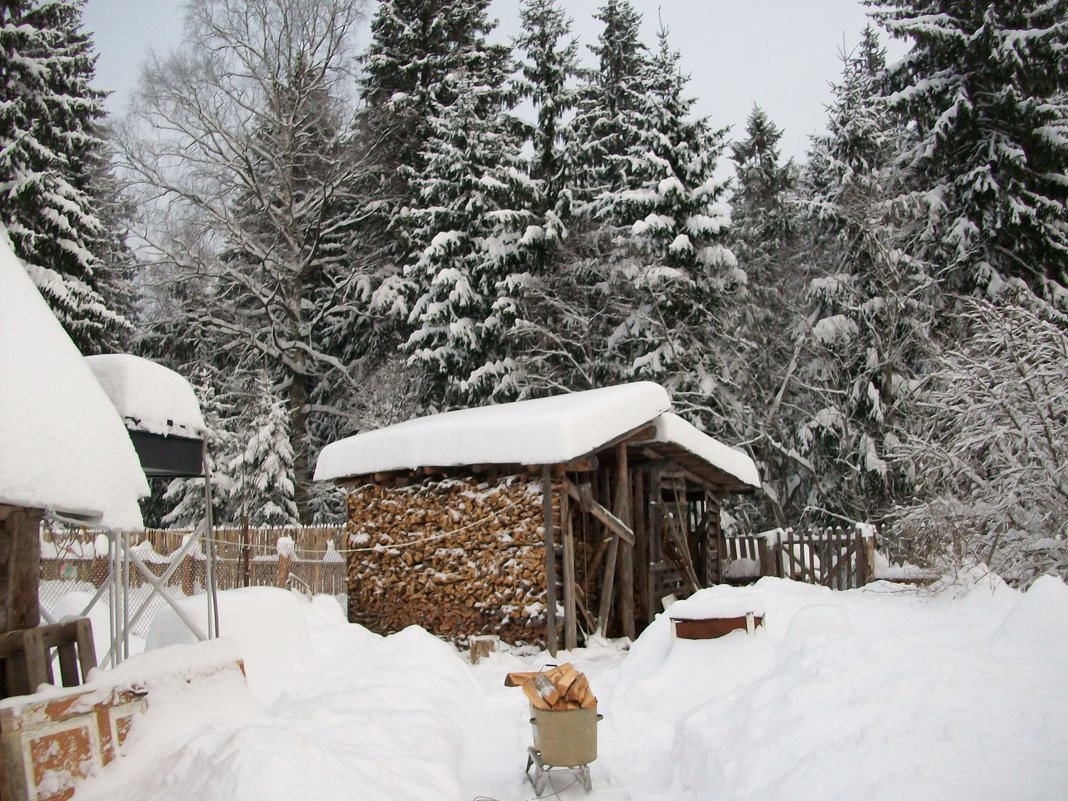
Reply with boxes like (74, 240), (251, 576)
(344, 478), (549, 644)
(505, 662), (597, 710)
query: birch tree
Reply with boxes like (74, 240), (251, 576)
(121, 0), (369, 520)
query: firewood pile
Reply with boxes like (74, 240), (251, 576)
(345, 478), (549, 644)
(505, 662), (597, 710)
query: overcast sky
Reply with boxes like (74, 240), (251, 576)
(83, 0), (906, 162)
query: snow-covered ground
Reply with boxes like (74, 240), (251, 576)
(74, 572), (1068, 801)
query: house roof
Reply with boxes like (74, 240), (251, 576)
(0, 233), (148, 529)
(314, 382), (760, 492)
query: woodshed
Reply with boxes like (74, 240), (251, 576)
(314, 382), (760, 653)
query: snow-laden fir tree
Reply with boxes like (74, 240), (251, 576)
(780, 29), (937, 526)
(513, 0), (581, 224)
(866, 0), (1068, 303)
(515, 0), (654, 393)
(566, 0), (649, 217)
(602, 28), (741, 429)
(403, 52), (539, 408)
(162, 371), (237, 528)
(227, 372), (299, 526)
(0, 0), (129, 352)
(358, 0), (511, 301)
(730, 106), (797, 279)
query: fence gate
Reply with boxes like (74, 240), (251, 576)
(780, 527), (867, 590)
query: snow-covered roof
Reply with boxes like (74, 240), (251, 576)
(314, 382), (759, 491)
(0, 232), (148, 529)
(86, 354), (205, 438)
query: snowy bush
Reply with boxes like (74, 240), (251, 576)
(890, 299), (1068, 584)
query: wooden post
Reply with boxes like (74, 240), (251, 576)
(541, 466), (558, 657)
(616, 444), (635, 640)
(632, 470), (648, 626)
(0, 506), (42, 634)
(561, 489), (577, 651)
(756, 535), (771, 578)
(276, 552), (292, 588)
(240, 516), (251, 588)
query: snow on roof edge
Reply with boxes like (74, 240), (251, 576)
(651, 413), (761, 489)
(86, 354), (205, 438)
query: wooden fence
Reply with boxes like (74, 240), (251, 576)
(713, 526), (877, 589)
(38, 526), (348, 597)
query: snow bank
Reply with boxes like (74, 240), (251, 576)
(86, 354), (205, 438)
(0, 232), (147, 528)
(989, 574), (1068, 654)
(82, 603), (477, 801)
(315, 382), (672, 480)
(144, 586), (315, 704)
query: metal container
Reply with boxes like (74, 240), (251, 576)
(672, 613), (764, 639)
(529, 705), (600, 767)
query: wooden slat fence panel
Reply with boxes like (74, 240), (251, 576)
(39, 526), (348, 596)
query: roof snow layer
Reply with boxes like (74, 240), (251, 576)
(0, 232), (148, 528)
(314, 382), (760, 490)
(315, 382), (672, 481)
(86, 354), (205, 438)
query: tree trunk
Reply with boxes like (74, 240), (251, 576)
(287, 373), (310, 523)
(0, 505), (42, 634)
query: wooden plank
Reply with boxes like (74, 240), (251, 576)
(560, 478), (634, 545)
(20, 627), (50, 691)
(57, 641), (80, 687)
(561, 488), (577, 651)
(616, 443), (635, 640)
(632, 469), (648, 625)
(541, 466), (558, 656)
(74, 617), (98, 680)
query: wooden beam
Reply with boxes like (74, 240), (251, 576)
(560, 477), (634, 545)
(632, 469), (648, 625)
(0, 506), (41, 635)
(541, 466), (558, 656)
(596, 522), (620, 636)
(561, 488), (577, 651)
(616, 443), (635, 640)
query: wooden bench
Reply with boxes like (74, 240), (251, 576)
(0, 619), (97, 700)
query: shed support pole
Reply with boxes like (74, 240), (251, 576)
(617, 445), (635, 640)
(561, 487), (577, 651)
(541, 466), (558, 657)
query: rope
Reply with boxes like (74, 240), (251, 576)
(184, 494), (532, 557)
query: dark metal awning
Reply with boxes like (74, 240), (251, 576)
(127, 430), (205, 478)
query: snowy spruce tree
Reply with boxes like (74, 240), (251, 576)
(162, 371), (237, 528)
(227, 373), (299, 527)
(566, 0), (649, 218)
(359, 0), (511, 305)
(730, 106), (797, 284)
(403, 41), (540, 407)
(778, 29), (937, 526)
(516, 0), (655, 393)
(603, 29), (741, 429)
(867, 0), (1068, 302)
(0, 0), (129, 352)
(513, 0), (581, 223)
